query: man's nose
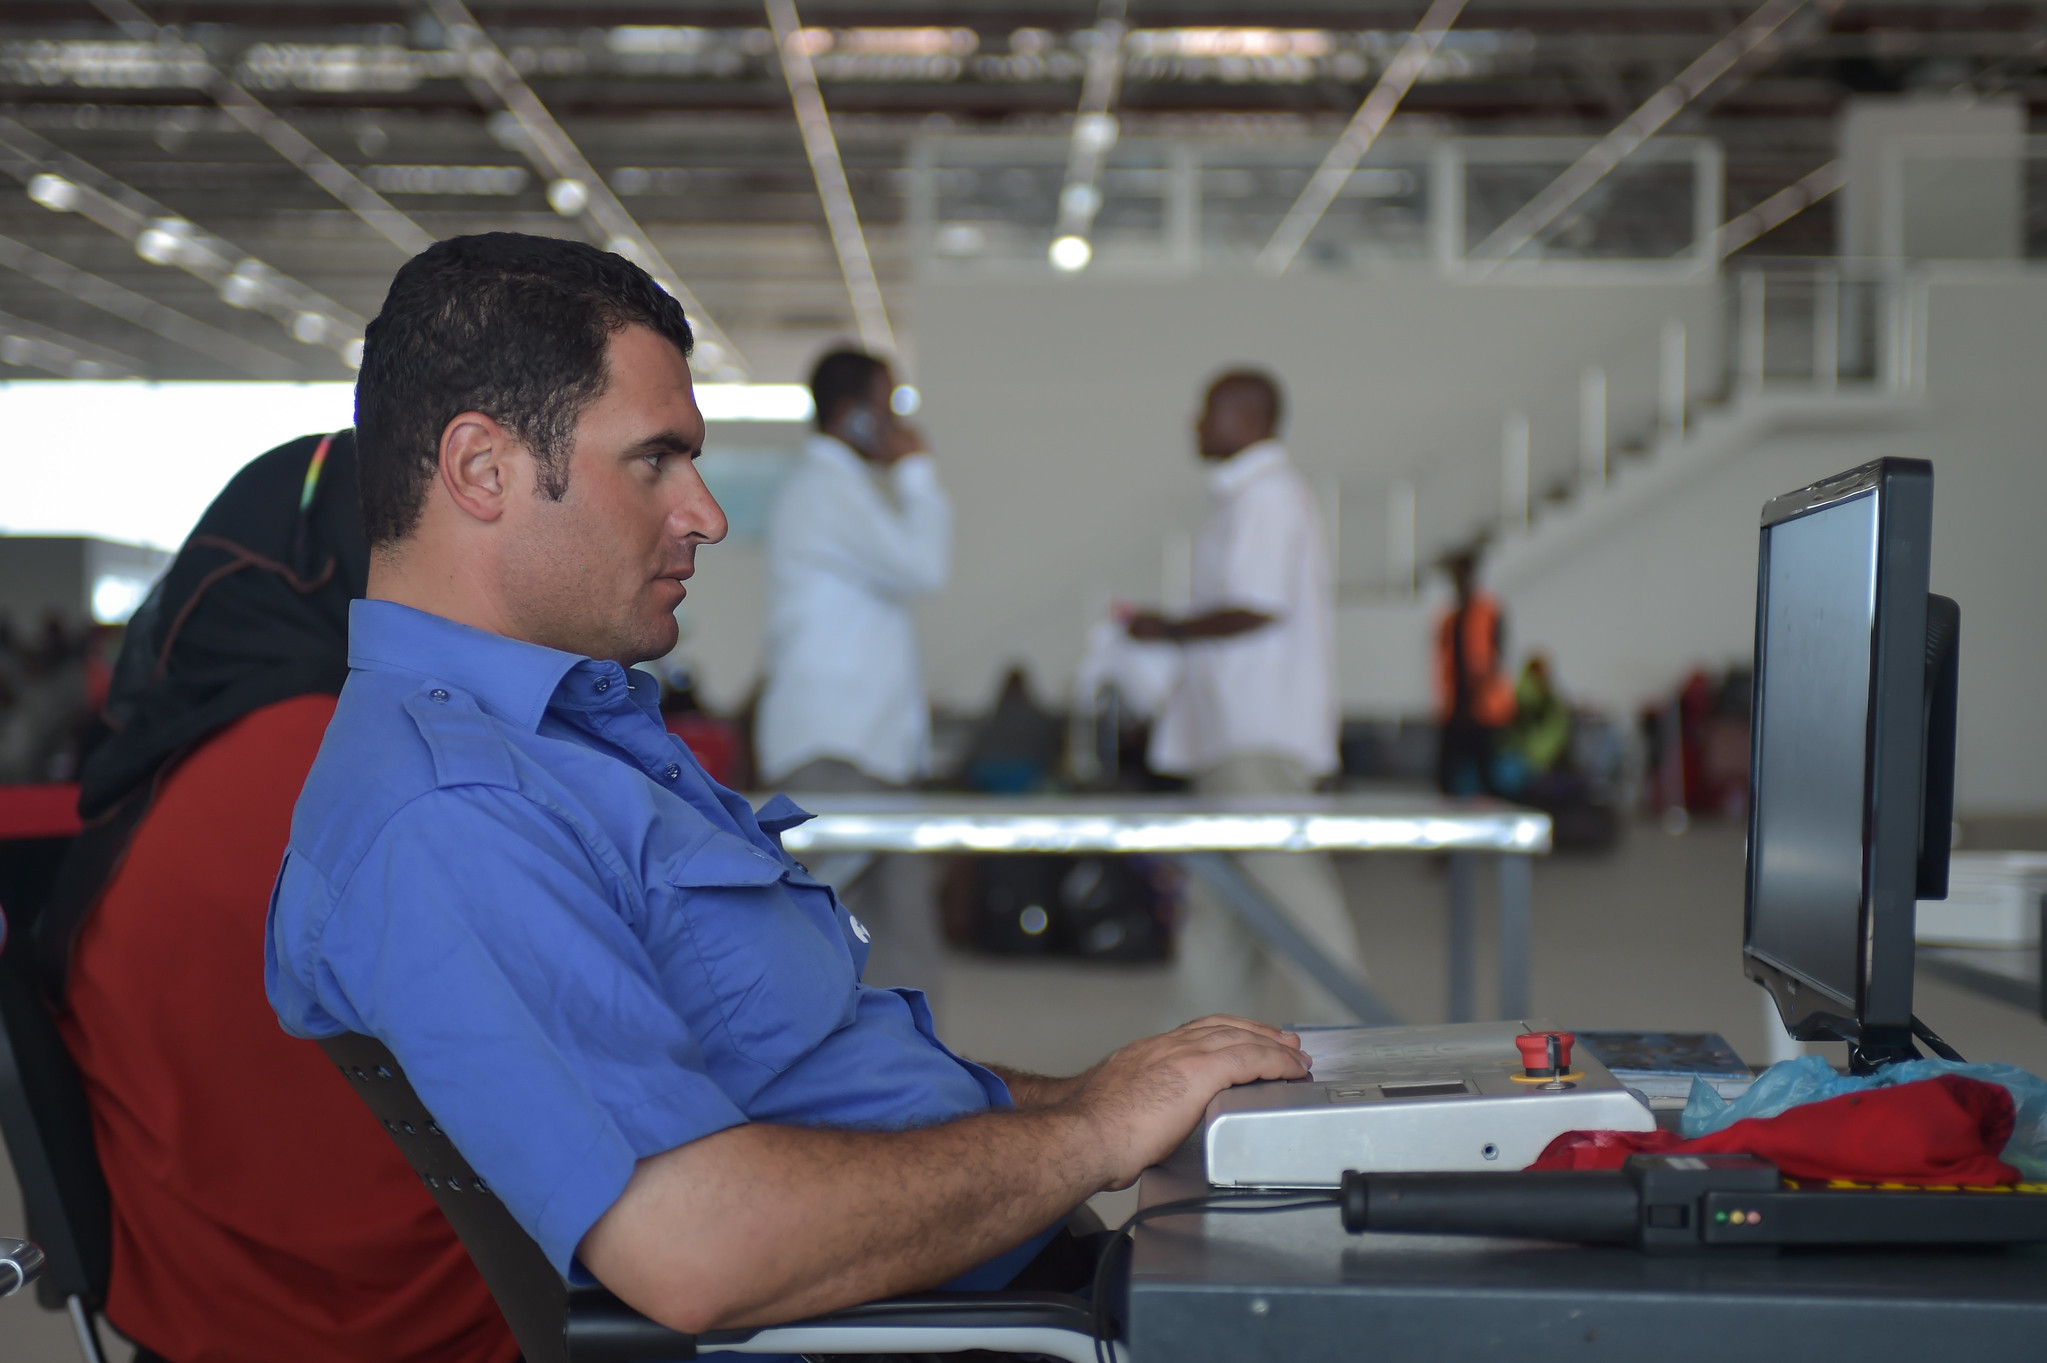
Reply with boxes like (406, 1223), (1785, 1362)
(673, 477), (729, 545)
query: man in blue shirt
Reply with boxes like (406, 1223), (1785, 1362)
(265, 234), (1308, 1336)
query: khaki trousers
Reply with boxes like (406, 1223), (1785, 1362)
(778, 758), (943, 997)
(1170, 752), (1365, 1028)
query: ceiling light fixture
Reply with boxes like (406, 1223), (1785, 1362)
(546, 177), (591, 216)
(1049, 235), (1093, 271)
(26, 173), (80, 212)
(1049, 0), (1129, 272)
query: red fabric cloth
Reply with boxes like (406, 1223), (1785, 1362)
(58, 696), (516, 1363)
(1531, 1073), (2020, 1186)
(665, 709), (741, 787)
(0, 782), (84, 839)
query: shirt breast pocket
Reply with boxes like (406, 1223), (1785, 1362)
(663, 830), (859, 1077)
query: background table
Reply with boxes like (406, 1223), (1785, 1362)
(763, 792), (1552, 1026)
(1125, 1146), (2047, 1361)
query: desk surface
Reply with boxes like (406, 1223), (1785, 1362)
(761, 792), (1552, 856)
(1127, 1148), (2047, 1361)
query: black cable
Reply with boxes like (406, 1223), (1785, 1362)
(1089, 1192), (1336, 1363)
(1911, 1014), (1965, 1063)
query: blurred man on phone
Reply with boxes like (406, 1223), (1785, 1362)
(756, 351), (951, 990)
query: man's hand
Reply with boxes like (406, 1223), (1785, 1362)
(880, 416), (927, 464)
(1064, 1015), (1308, 1189)
(1125, 610), (1174, 641)
(1125, 609), (1275, 643)
(579, 1015), (1306, 1334)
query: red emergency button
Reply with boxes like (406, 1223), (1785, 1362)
(1515, 1031), (1575, 1078)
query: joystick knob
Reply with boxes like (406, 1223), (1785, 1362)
(1515, 1031), (1575, 1079)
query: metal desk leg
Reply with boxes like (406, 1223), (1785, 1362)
(1498, 853), (1532, 1020)
(1178, 851), (1402, 1027)
(1447, 852), (1476, 1023)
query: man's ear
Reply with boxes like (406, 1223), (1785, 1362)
(438, 412), (518, 525)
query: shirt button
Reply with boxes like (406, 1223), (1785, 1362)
(664, 763), (682, 781)
(429, 689), (449, 703)
(595, 678), (610, 694)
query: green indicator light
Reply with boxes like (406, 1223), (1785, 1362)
(1713, 1211), (1728, 1223)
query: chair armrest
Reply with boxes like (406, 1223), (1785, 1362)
(0, 1239), (45, 1298)
(567, 1287), (1097, 1363)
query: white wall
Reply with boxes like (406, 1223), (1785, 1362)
(674, 264), (1720, 713)
(1492, 269), (2047, 813)
(671, 265), (2047, 812)
(906, 265), (1719, 707)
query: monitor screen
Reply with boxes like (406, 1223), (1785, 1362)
(1747, 487), (1880, 1009)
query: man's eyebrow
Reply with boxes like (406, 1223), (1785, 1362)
(629, 431), (701, 459)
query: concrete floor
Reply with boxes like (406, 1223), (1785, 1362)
(7, 817), (2046, 1362)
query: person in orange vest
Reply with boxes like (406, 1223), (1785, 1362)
(1434, 550), (1517, 796)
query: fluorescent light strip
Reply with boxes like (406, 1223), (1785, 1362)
(764, 0), (896, 355)
(426, 0), (750, 382)
(1256, 0), (1468, 276)
(1469, 0), (1828, 266)
(1717, 160), (1845, 256)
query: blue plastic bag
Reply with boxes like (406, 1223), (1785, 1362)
(1681, 1053), (2047, 1180)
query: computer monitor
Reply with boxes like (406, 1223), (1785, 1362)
(1743, 458), (1960, 1070)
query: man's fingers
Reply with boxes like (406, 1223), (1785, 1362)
(1213, 1040), (1312, 1082)
(1170, 1022), (1308, 1058)
(1176, 1013), (1286, 1037)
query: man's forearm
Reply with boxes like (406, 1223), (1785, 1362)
(580, 1107), (1104, 1335)
(983, 1061), (1092, 1110)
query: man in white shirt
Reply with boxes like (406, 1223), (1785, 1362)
(1127, 370), (1360, 1023)
(758, 349), (951, 990)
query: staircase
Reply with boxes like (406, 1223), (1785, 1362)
(1414, 262), (1932, 593)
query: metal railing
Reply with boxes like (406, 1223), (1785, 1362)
(1332, 260), (1926, 597)
(907, 131), (1724, 274)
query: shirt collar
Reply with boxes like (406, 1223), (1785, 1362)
(348, 599), (645, 733)
(1208, 439), (1288, 497)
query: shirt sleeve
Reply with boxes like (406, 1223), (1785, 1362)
(798, 453), (952, 600)
(295, 785), (749, 1278)
(1212, 481), (1303, 619)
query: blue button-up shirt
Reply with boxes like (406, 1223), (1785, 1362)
(267, 600), (1046, 1286)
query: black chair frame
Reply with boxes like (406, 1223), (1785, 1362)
(0, 834), (114, 1363)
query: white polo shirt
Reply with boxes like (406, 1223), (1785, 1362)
(756, 434), (952, 784)
(1148, 440), (1338, 778)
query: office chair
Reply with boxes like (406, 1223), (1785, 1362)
(0, 895), (114, 1363)
(321, 1032), (1103, 1363)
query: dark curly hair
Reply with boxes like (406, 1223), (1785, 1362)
(353, 232), (694, 545)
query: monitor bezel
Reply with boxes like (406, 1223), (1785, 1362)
(1743, 458), (1934, 1045)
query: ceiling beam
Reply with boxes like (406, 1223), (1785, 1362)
(87, 0), (435, 260)
(764, 0), (896, 356)
(0, 116), (359, 370)
(0, 307), (142, 379)
(0, 231), (293, 378)
(1257, 0), (1470, 276)
(1467, 0), (1838, 265)
(1718, 158), (1844, 256)
(426, 0), (751, 380)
